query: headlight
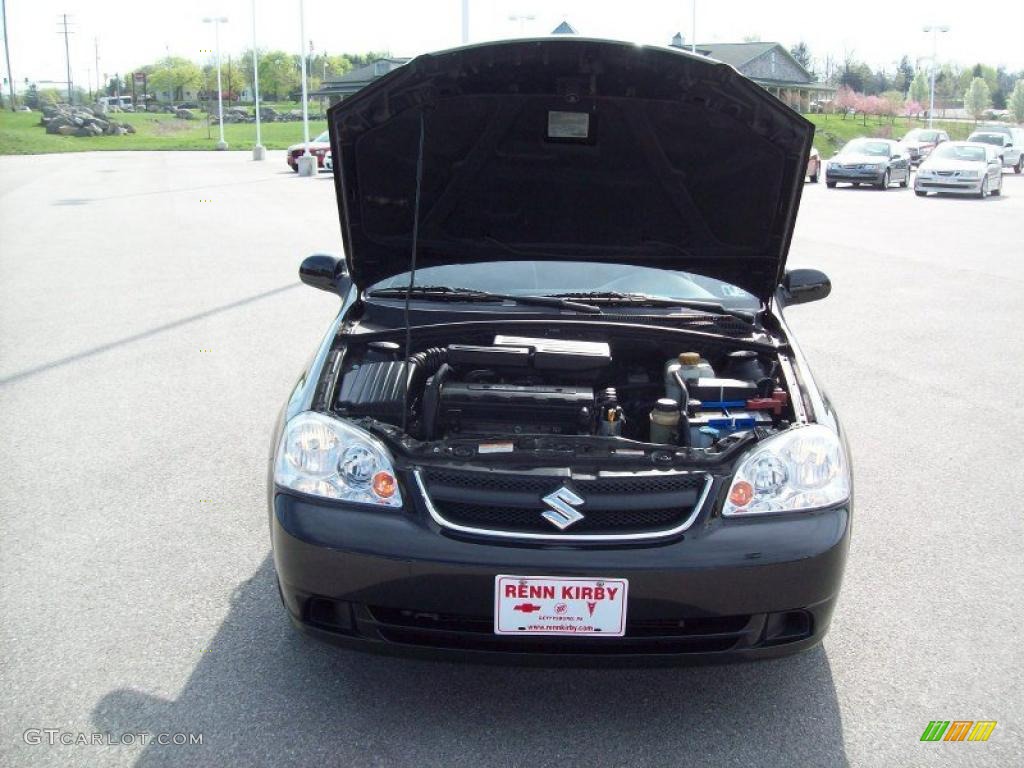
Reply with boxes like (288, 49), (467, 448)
(274, 412), (403, 507)
(959, 170), (980, 179)
(722, 425), (850, 516)
(865, 163), (882, 170)
(918, 169), (932, 177)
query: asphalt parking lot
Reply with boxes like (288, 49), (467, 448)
(1, 151), (1022, 768)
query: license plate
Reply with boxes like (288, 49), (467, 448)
(494, 575), (628, 636)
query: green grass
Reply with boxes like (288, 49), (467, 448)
(0, 106), (979, 157)
(0, 109), (328, 154)
(808, 114), (974, 155)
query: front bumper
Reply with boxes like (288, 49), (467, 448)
(914, 176), (983, 195)
(825, 168), (885, 184)
(271, 488), (852, 665)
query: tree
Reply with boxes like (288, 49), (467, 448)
(963, 76), (991, 120)
(909, 70), (929, 105)
(1008, 79), (1024, 123)
(903, 100), (924, 118)
(203, 59), (247, 101)
(833, 86), (858, 120)
(790, 42), (812, 73)
(148, 57), (202, 102)
(257, 50), (299, 100)
(893, 56), (915, 93)
(24, 83), (40, 109)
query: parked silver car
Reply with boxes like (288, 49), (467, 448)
(967, 129), (1023, 173)
(914, 142), (1004, 198)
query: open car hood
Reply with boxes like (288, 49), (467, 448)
(328, 38), (813, 303)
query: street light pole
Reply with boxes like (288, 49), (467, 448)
(295, 0), (316, 176)
(461, 0), (469, 44)
(691, 0), (696, 53)
(203, 16), (229, 150)
(923, 24), (948, 128)
(250, 0), (265, 160)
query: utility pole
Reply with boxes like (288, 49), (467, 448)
(461, 0), (469, 44)
(57, 14), (73, 103)
(2, 0), (16, 110)
(94, 37), (100, 97)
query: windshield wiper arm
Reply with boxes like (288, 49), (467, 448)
(554, 291), (758, 324)
(367, 286), (602, 314)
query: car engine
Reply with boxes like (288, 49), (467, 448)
(334, 334), (791, 448)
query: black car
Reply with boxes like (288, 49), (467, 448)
(270, 38), (852, 665)
(825, 138), (911, 189)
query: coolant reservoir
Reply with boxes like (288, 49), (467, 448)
(665, 352), (715, 401)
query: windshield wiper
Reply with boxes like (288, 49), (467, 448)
(367, 286), (602, 314)
(553, 291), (759, 325)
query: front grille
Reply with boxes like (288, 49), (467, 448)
(416, 467), (710, 539)
(366, 605), (763, 655)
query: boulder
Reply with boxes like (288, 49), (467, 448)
(57, 125), (77, 136)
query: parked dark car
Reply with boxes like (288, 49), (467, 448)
(270, 38), (851, 665)
(825, 138), (910, 189)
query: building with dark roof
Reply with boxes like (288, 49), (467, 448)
(310, 57), (410, 105)
(670, 38), (834, 111)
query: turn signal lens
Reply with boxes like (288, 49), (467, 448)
(728, 481), (754, 507)
(372, 471), (397, 499)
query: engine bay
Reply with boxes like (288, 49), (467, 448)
(332, 329), (794, 453)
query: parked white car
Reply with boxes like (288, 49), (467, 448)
(914, 142), (1004, 198)
(967, 129), (1023, 173)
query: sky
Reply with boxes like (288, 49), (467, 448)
(3, 0), (1024, 93)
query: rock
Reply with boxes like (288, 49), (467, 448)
(57, 125), (77, 136)
(124, 123), (136, 134)
(175, 109), (195, 120)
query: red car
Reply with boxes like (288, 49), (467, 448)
(286, 130), (331, 171)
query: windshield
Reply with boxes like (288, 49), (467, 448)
(368, 261), (760, 309)
(314, 131), (329, 143)
(904, 130), (939, 143)
(969, 134), (1004, 146)
(842, 139), (890, 156)
(931, 144), (985, 162)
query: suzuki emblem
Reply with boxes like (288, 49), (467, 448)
(541, 486), (585, 530)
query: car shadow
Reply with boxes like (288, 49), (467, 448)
(91, 556), (848, 767)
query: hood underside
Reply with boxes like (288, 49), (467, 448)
(328, 38), (814, 302)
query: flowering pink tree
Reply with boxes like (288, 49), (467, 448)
(860, 95), (883, 125)
(833, 86), (858, 120)
(903, 100), (924, 119)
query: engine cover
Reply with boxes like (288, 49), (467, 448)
(438, 381), (593, 436)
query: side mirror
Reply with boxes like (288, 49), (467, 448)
(781, 269), (831, 305)
(892, 154), (903, 161)
(299, 253), (351, 296)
